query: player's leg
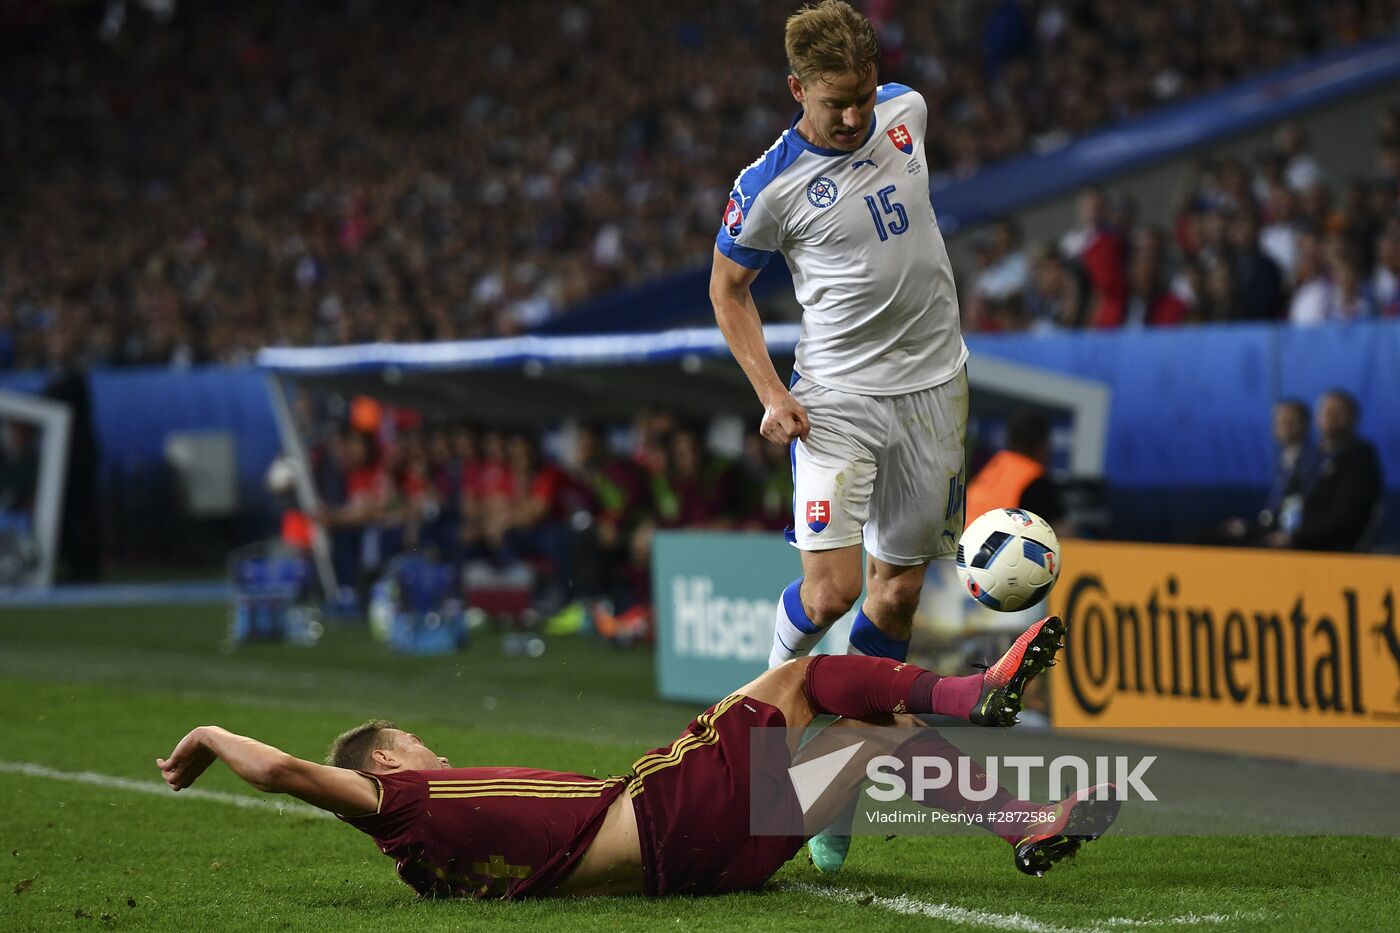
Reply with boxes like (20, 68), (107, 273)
(792, 715), (1120, 876)
(770, 380), (879, 666)
(737, 612), (1064, 738)
(795, 715), (1041, 838)
(771, 545), (863, 666)
(811, 372), (971, 867)
(815, 366), (964, 868)
(848, 557), (926, 654)
(862, 368), (969, 587)
(811, 521), (931, 869)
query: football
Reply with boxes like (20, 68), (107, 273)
(956, 508), (1062, 612)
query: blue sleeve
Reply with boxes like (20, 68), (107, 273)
(716, 231), (774, 270)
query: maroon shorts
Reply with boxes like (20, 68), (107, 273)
(626, 693), (805, 897)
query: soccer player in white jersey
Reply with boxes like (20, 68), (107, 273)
(710, 0), (971, 872)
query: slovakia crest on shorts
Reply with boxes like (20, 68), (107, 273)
(806, 499), (831, 533)
(722, 197), (744, 236)
(886, 123), (914, 154)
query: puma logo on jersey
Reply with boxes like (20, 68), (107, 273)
(852, 158), (877, 169)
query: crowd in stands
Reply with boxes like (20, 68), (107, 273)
(4, 0), (1398, 369)
(963, 111), (1400, 331)
(300, 401), (792, 617)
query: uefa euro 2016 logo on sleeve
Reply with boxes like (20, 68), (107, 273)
(806, 177), (838, 208)
(722, 198), (744, 236)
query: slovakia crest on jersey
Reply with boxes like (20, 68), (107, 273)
(806, 499), (831, 533)
(722, 197), (744, 236)
(806, 176), (839, 208)
(886, 123), (914, 154)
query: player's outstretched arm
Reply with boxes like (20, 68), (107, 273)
(157, 726), (379, 817)
(710, 247), (810, 445)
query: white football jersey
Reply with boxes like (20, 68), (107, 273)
(717, 84), (967, 396)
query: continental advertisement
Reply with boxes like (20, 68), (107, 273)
(1047, 541), (1400, 768)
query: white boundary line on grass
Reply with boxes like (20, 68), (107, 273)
(0, 760), (331, 820)
(782, 882), (1246, 933)
(2, 759), (1249, 931)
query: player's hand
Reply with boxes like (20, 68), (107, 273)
(157, 727), (218, 791)
(760, 392), (810, 445)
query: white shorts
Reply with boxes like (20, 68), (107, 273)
(789, 368), (968, 566)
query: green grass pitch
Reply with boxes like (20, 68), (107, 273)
(2, 603), (1398, 931)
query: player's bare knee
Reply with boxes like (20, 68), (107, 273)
(803, 579), (860, 625)
(865, 578), (922, 631)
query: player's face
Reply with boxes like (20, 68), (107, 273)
(790, 68), (878, 152)
(384, 730), (451, 770)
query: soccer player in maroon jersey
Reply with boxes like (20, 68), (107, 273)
(157, 615), (1117, 899)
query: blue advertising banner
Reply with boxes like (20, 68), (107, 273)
(653, 530), (854, 703)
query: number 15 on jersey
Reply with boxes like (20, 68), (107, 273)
(864, 184), (908, 242)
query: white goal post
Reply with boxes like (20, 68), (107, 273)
(0, 389), (73, 588)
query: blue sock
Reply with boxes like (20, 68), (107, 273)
(847, 607), (910, 661)
(769, 577), (827, 666)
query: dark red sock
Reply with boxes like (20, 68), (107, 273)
(803, 655), (925, 718)
(893, 729), (1048, 845)
(912, 670), (986, 720)
(802, 655), (988, 721)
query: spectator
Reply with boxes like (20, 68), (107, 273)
(1124, 227), (1189, 326)
(1288, 229), (1332, 325)
(1059, 188), (1127, 328)
(462, 429), (516, 561)
(570, 424), (649, 601)
(1274, 390), (1384, 552)
(1319, 253), (1378, 322)
(1221, 398), (1319, 544)
(965, 410), (1067, 533)
(971, 219), (1031, 303)
(317, 430), (390, 591)
(1200, 260), (1237, 323)
(1373, 220), (1400, 316)
(1227, 211), (1286, 320)
(1024, 250), (1083, 330)
(736, 430), (794, 533)
(1259, 183), (1303, 283)
(650, 427), (737, 530)
(44, 347), (101, 581)
(1277, 123), (1323, 193)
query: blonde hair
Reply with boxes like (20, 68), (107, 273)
(327, 719), (398, 770)
(785, 0), (880, 85)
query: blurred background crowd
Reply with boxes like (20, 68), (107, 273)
(4, 0), (1400, 369)
(298, 402), (794, 619)
(963, 114), (1400, 331)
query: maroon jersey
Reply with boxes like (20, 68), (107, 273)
(342, 766), (626, 900)
(627, 694), (805, 895)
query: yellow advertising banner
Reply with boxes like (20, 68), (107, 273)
(1047, 541), (1400, 731)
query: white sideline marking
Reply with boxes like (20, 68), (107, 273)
(0, 760), (331, 820)
(782, 882), (1242, 932)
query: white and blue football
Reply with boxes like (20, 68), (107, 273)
(956, 508), (1061, 612)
